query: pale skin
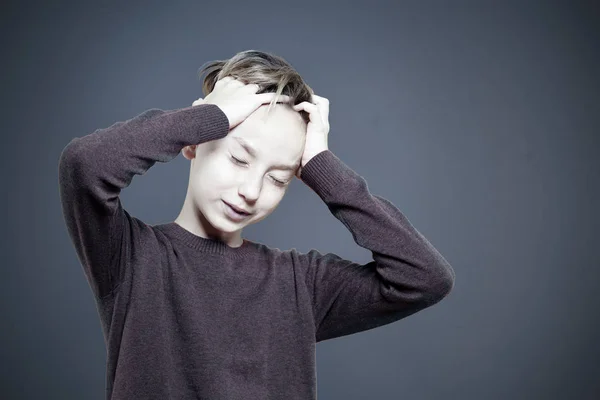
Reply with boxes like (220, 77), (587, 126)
(175, 87), (330, 248)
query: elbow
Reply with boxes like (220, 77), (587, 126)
(58, 138), (85, 168)
(424, 264), (455, 303)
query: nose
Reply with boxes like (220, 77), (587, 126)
(238, 174), (262, 203)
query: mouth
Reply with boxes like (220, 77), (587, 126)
(223, 201), (252, 216)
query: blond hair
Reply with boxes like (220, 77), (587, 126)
(197, 49), (314, 124)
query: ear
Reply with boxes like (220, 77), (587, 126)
(181, 144), (197, 160)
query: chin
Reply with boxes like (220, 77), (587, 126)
(249, 213), (269, 225)
(216, 205), (253, 229)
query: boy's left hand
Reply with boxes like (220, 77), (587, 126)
(292, 94), (330, 179)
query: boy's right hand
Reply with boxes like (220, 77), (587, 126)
(202, 76), (292, 130)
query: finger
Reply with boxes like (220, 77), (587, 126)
(257, 93), (291, 104)
(296, 99), (328, 116)
(276, 94), (292, 103)
(292, 101), (317, 112)
(313, 97), (329, 121)
(311, 96), (330, 117)
(293, 103), (321, 123)
(312, 95), (329, 106)
(229, 77), (245, 86)
(292, 101), (307, 109)
(294, 101), (328, 127)
(216, 76), (234, 86)
(245, 83), (261, 92)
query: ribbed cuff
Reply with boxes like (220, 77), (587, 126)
(299, 150), (357, 198)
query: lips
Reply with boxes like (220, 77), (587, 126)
(224, 201), (250, 215)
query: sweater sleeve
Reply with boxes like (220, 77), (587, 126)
(58, 104), (230, 299)
(291, 150), (456, 342)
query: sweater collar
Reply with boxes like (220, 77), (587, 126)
(155, 222), (258, 259)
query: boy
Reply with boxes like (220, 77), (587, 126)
(59, 59), (455, 399)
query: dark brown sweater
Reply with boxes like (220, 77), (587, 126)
(58, 103), (455, 400)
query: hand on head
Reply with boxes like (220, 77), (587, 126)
(192, 77), (291, 130)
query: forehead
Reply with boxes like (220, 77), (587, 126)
(226, 104), (306, 163)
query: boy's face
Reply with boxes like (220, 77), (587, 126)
(181, 103), (307, 239)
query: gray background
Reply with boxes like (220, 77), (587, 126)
(2, 0), (598, 399)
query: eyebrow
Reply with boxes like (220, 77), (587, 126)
(233, 136), (297, 171)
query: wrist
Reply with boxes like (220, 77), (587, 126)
(302, 148), (328, 166)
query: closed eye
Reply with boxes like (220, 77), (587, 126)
(231, 155), (248, 165)
(271, 177), (287, 186)
(230, 155), (289, 187)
